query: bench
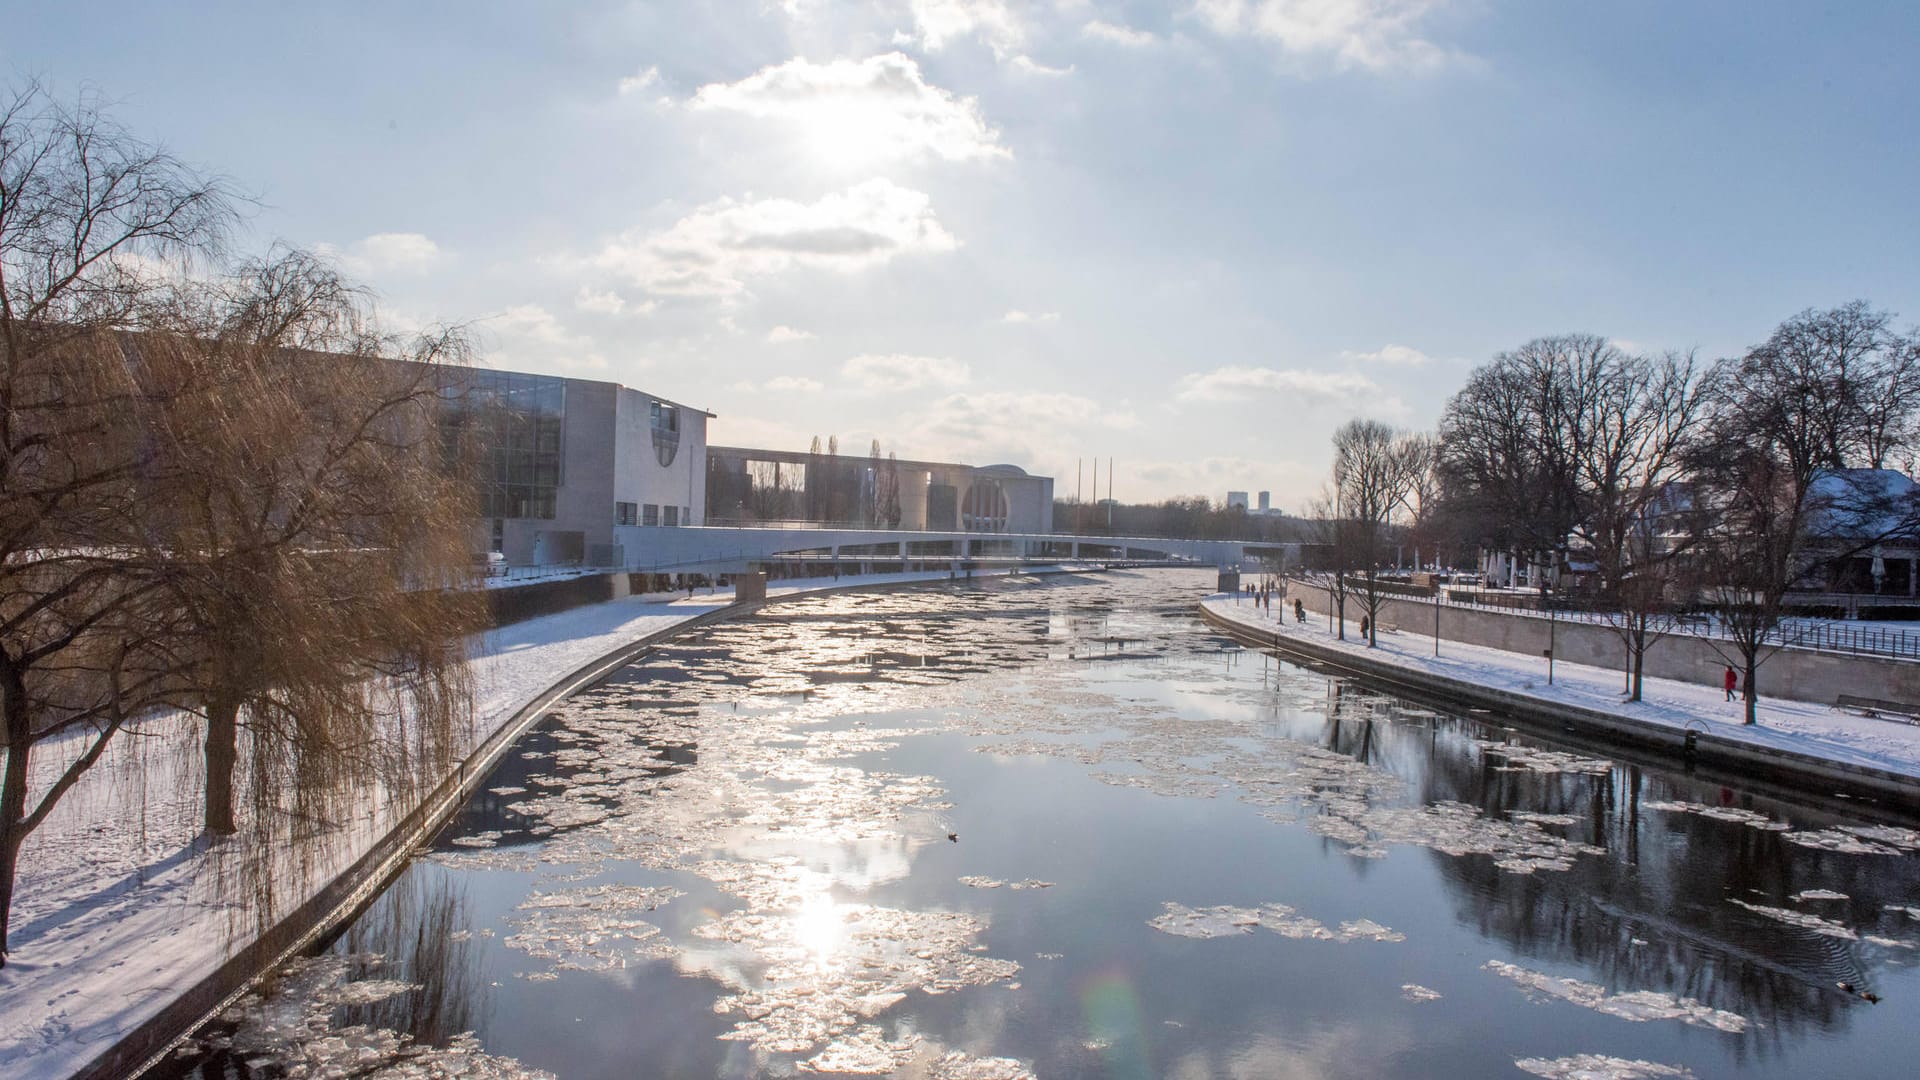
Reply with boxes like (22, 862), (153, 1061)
(1836, 694), (1920, 726)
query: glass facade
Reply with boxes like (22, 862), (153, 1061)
(441, 369), (566, 520)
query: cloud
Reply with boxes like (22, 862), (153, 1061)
(1083, 20), (1157, 47)
(481, 304), (609, 371)
(1001, 309), (1060, 323)
(1340, 343), (1432, 366)
(587, 178), (958, 298)
(1190, 0), (1463, 73)
(765, 325), (816, 343)
(903, 389), (1138, 472)
(733, 375), (825, 393)
(1008, 55), (1075, 77)
(617, 65), (661, 94)
(905, 0), (1027, 58)
(689, 53), (1009, 165)
(1175, 365), (1402, 414)
(321, 232), (443, 277)
(842, 353), (972, 392)
(574, 286), (629, 315)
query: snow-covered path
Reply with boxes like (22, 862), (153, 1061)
(0, 568), (1044, 1080)
(1202, 595), (1920, 784)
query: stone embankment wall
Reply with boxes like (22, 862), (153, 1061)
(1286, 580), (1920, 707)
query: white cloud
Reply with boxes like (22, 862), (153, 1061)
(1008, 55), (1075, 77)
(842, 353), (972, 392)
(690, 53), (1009, 165)
(587, 178), (958, 298)
(906, 0), (1027, 58)
(733, 375), (825, 393)
(574, 286), (628, 315)
(904, 389), (1137, 472)
(1340, 343), (1432, 366)
(321, 232), (443, 277)
(765, 325), (816, 343)
(617, 65), (661, 94)
(1190, 0), (1461, 73)
(481, 304), (609, 371)
(1083, 20), (1157, 47)
(1175, 365), (1401, 413)
(1001, 309), (1060, 323)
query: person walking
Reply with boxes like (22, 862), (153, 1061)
(1723, 665), (1737, 702)
(1294, 598), (1305, 623)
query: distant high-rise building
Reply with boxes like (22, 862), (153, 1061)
(1226, 491), (1249, 510)
(1257, 491), (1270, 511)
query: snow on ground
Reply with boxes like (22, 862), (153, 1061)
(1204, 595), (1920, 782)
(0, 567), (1047, 1080)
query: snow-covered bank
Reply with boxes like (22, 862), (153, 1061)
(0, 566), (1068, 1080)
(1202, 595), (1920, 789)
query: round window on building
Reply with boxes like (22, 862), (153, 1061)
(962, 480), (1009, 531)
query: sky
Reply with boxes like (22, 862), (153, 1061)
(10, 1), (1920, 509)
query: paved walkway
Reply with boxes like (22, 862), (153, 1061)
(0, 568), (1049, 1080)
(1203, 594), (1920, 783)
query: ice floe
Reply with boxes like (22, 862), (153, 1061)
(1148, 902), (1405, 943)
(1515, 1054), (1695, 1079)
(1483, 960), (1748, 1032)
(1729, 899), (1858, 940)
(1400, 983), (1442, 1002)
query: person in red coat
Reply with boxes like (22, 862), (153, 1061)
(1723, 665), (1738, 701)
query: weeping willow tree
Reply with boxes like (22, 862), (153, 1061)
(149, 251), (484, 849)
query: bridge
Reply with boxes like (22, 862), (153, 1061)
(613, 524), (1288, 575)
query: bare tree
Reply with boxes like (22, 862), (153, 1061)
(1684, 304), (1917, 723)
(1570, 350), (1704, 699)
(1331, 419), (1426, 647)
(155, 251), (483, 838)
(0, 82), (238, 962)
(1437, 335), (1619, 591)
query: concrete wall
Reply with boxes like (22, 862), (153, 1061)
(612, 386), (707, 533)
(1289, 579), (1920, 708)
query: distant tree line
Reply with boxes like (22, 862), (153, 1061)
(0, 84), (481, 963)
(1309, 303), (1920, 722)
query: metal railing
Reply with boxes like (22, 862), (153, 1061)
(1290, 574), (1920, 663)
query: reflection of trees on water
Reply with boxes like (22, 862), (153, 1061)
(1308, 691), (1920, 1051)
(334, 871), (489, 1049)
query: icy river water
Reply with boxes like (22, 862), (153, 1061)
(169, 569), (1920, 1079)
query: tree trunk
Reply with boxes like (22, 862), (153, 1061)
(1, 660), (32, 965)
(204, 695), (239, 835)
(1743, 657), (1758, 725)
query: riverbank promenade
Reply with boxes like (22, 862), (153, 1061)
(0, 568), (1061, 1080)
(1202, 595), (1920, 789)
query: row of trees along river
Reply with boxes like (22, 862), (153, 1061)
(1304, 311), (1920, 723)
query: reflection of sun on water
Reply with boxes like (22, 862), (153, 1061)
(792, 894), (850, 964)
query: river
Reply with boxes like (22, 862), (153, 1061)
(164, 568), (1920, 1079)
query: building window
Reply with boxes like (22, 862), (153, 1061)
(439, 369), (566, 520)
(663, 505), (679, 527)
(642, 503), (659, 527)
(615, 501), (637, 526)
(650, 400), (682, 467)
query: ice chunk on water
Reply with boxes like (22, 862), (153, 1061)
(1483, 960), (1748, 1033)
(1729, 899), (1858, 940)
(1515, 1054), (1695, 1079)
(1790, 889), (1849, 902)
(1401, 983), (1442, 1002)
(1148, 902), (1403, 944)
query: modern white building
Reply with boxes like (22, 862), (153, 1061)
(1226, 491), (1250, 511)
(439, 366), (710, 565)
